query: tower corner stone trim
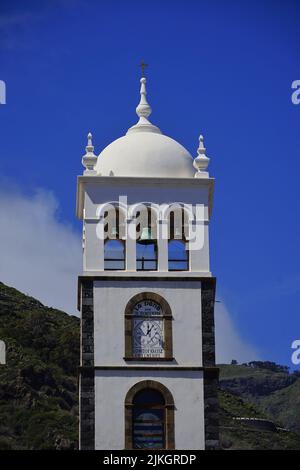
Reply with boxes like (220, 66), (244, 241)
(79, 280), (95, 450)
(201, 278), (220, 450)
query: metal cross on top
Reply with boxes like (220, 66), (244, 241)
(139, 60), (148, 78)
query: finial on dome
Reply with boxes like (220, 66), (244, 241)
(193, 134), (210, 178)
(136, 77), (152, 119)
(126, 72), (161, 135)
(82, 132), (97, 175)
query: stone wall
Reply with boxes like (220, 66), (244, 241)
(79, 280), (95, 450)
(201, 278), (220, 450)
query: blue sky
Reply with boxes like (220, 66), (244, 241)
(0, 0), (300, 368)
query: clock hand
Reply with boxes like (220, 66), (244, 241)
(147, 324), (154, 336)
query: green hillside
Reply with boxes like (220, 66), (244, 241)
(219, 385), (300, 449)
(0, 281), (79, 449)
(0, 280), (300, 450)
(219, 363), (300, 433)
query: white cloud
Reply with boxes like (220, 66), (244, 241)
(0, 187), (81, 315)
(215, 301), (260, 364)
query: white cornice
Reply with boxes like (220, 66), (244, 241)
(77, 175), (214, 185)
(81, 271), (212, 278)
(76, 175), (215, 219)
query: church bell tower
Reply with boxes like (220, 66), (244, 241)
(77, 73), (219, 450)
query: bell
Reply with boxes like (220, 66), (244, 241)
(111, 226), (119, 238)
(174, 227), (183, 238)
(138, 227), (155, 245)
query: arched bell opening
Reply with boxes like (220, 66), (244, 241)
(103, 207), (126, 270)
(168, 209), (189, 271)
(136, 207), (158, 271)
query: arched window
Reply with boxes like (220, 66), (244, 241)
(103, 207), (126, 270)
(124, 292), (173, 360)
(136, 207), (158, 271)
(132, 389), (165, 449)
(168, 209), (189, 271)
(125, 381), (175, 449)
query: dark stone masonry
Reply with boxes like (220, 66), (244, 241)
(201, 278), (220, 450)
(80, 280), (95, 450)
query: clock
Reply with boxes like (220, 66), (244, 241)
(132, 300), (164, 358)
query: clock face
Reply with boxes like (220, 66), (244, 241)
(132, 300), (164, 358)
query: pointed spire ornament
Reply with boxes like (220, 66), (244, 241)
(193, 134), (210, 178)
(82, 132), (98, 175)
(136, 77), (152, 120)
(127, 75), (161, 135)
(87, 132), (93, 150)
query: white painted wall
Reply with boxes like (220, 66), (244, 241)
(94, 369), (205, 450)
(84, 220), (104, 271)
(83, 182), (210, 220)
(93, 280), (203, 367)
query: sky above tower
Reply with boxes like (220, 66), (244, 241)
(0, 0), (300, 368)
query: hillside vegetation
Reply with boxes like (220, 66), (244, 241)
(219, 363), (300, 449)
(219, 363), (300, 433)
(0, 282), (79, 449)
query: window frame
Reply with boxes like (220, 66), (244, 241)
(167, 209), (190, 272)
(124, 292), (173, 361)
(168, 238), (189, 272)
(125, 380), (175, 450)
(136, 207), (158, 271)
(104, 238), (126, 271)
(136, 240), (158, 271)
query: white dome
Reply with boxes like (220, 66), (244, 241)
(81, 78), (210, 179)
(92, 77), (196, 178)
(95, 131), (194, 178)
